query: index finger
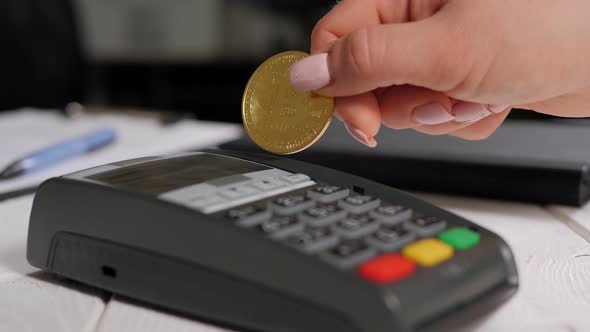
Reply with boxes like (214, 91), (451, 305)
(311, 0), (404, 53)
(311, 0), (450, 53)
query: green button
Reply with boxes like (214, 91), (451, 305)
(438, 227), (480, 250)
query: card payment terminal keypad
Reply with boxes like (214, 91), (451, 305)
(225, 181), (482, 284)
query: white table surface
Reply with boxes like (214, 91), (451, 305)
(2, 191), (589, 332)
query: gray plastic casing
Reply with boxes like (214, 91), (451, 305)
(27, 150), (518, 332)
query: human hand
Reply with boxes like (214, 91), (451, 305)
(289, 0), (590, 146)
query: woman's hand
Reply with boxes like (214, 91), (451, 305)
(289, 0), (590, 146)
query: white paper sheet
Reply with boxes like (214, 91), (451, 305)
(0, 109), (243, 194)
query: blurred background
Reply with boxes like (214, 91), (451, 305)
(0, 0), (547, 123)
(0, 0), (335, 122)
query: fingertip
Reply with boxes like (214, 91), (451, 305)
(368, 137), (378, 148)
(487, 104), (511, 114)
(413, 103), (455, 125)
(379, 85), (453, 130)
(335, 93), (382, 139)
(343, 121), (378, 148)
(452, 102), (490, 123)
(448, 110), (510, 140)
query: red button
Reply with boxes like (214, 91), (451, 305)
(358, 254), (416, 284)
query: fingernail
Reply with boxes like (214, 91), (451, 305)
(344, 122), (377, 148)
(487, 104), (510, 113)
(290, 53), (331, 92)
(453, 102), (491, 123)
(413, 103), (455, 125)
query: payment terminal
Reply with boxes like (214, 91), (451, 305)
(27, 150), (518, 332)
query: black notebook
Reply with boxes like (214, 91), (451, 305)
(222, 120), (590, 206)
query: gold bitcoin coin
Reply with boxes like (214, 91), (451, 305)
(242, 51), (334, 154)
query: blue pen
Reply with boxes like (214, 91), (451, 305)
(0, 128), (117, 179)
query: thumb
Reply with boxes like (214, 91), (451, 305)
(290, 17), (471, 97)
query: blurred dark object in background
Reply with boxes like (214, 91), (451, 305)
(78, 0), (333, 122)
(0, 0), (84, 111)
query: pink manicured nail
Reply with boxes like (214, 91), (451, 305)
(453, 102), (491, 123)
(289, 53), (331, 92)
(487, 104), (510, 113)
(344, 122), (377, 148)
(413, 103), (455, 125)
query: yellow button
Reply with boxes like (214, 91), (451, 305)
(402, 238), (454, 267)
